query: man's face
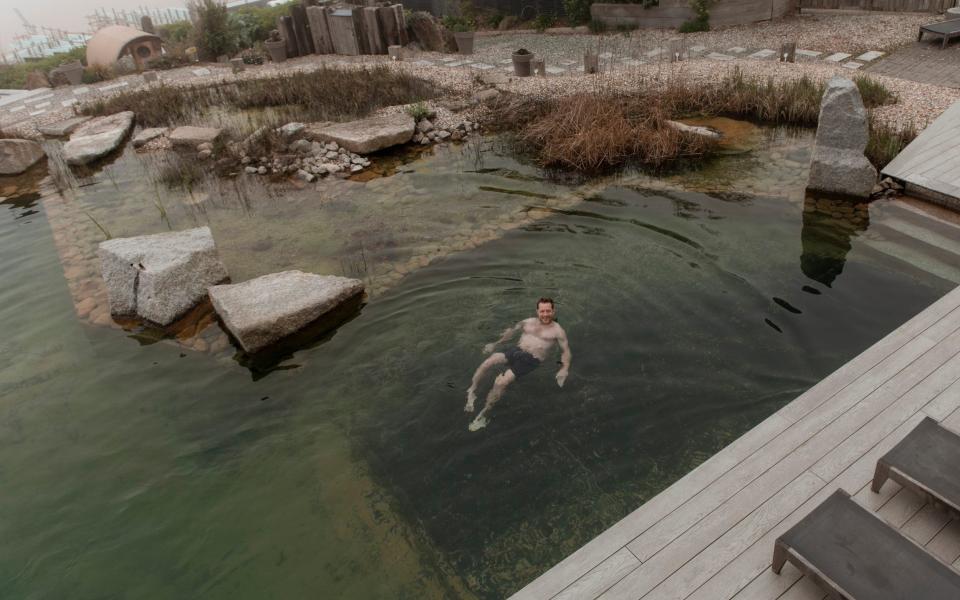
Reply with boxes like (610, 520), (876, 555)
(537, 302), (555, 325)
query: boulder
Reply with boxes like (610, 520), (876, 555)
(666, 120), (722, 140)
(98, 226), (228, 326)
(63, 111), (135, 166)
(0, 139), (46, 175)
(208, 270), (364, 353)
(169, 126), (222, 148)
(408, 11), (443, 52)
(305, 114), (415, 154)
(24, 70), (50, 89)
(807, 77), (877, 199)
(38, 116), (92, 138)
(132, 127), (168, 148)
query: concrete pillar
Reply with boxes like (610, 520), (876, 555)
(328, 9), (361, 56)
(306, 6), (334, 54)
(279, 15), (298, 57)
(392, 4), (408, 46)
(362, 7), (385, 54)
(351, 7), (369, 54)
(290, 5), (315, 55)
(377, 6), (399, 47)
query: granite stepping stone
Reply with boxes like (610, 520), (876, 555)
(824, 52), (851, 62)
(842, 61), (863, 70)
(98, 226), (229, 326)
(63, 111), (135, 165)
(706, 52), (736, 61)
(856, 50), (884, 62)
(727, 47), (747, 53)
(749, 49), (776, 59)
(209, 270), (364, 354)
(795, 49), (823, 58)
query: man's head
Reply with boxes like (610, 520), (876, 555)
(536, 297), (555, 324)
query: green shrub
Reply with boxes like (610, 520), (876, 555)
(442, 15), (475, 32)
(498, 15), (520, 30)
(230, 2), (294, 47)
(588, 19), (607, 34)
(191, 0), (238, 60)
(0, 46), (87, 89)
(563, 0), (593, 26)
(485, 11), (504, 29)
(146, 55), (190, 71)
(157, 20), (194, 43)
(679, 0), (711, 32)
(855, 74), (896, 107)
(406, 101), (431, 120)
(533, 13), (557, 32)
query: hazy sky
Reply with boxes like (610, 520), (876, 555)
(0, 0), (187, 52)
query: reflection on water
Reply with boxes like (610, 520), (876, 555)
(801, 196), (870, 287)
(0, 126), (955, 600)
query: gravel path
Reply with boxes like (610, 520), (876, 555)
(1, 13), (957, 137)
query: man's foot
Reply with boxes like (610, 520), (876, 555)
(464, 388), (477, 412)
(468, 415), (489, 431)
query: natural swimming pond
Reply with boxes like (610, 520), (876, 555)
(0, 127), (956, 599)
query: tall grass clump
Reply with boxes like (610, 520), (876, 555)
(494, 92), (715, 173)
(854, 74), (897, 107)
(80, 65), (440, 127)
(865, 118), (916, 171)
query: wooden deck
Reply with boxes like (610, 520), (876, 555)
(510, 284), (960, 600)
(882, 100), (960, 212)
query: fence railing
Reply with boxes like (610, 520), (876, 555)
(799, 0), (952, 11)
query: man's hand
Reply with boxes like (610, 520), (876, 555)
(483, 343), (495, 354)
(556, 370), (568, 388)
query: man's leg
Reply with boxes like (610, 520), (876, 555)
(469, 369), (516, 431)
(466, 352), (507, 412)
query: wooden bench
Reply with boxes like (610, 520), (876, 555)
(772, 489), (960, 599)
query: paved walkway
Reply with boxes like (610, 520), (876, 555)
(866, 40), (960, 88)
(511, 281), (960, 600)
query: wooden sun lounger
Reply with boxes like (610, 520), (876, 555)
(919, 20), (960, 49)
(872, 416), (960, 516)
(772, 490), (960, 599)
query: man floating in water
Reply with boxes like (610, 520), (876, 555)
(465, 297), (572, 431)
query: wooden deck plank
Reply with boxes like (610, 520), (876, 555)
(900, 502), (953, 545)
(553, 548), (642, 600)
(774, 576), (826, 600)
(944, 404), (960, 431)
(638, 474), (826, 600)
(924, 377), (960, 421)
(809, 340), (960, 482)
(882, 100), (960, 201)
(681, 413), (928, 600)
(875, 486), (925, 528)
(926, 518), (960, 565)
(852, 477), (901, 511)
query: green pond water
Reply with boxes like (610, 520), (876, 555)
(0, 129), (955, 599)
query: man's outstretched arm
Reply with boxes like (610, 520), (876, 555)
(556, 329), (572, 387)
(484, 321), (524, 354)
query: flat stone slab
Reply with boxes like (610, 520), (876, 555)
(856, 50), (884, 62)
(98, 226), (228, 326)
(0, 139), (45, 175)
(38, 115), (92, 138)
(842, 61), (863, 70)
(749, 49), (776, 59)
(305, 114), (415, 154)
(824, 52), (852, 62)
(63, 111), (135, 166)
(796, 49), (823, 58)
(132, 127), (168, 148)
(727, 47), (747, 53)
(169, 126), (222, 148)
(545, 66), (566, 74)
(706, 53), (736, 61)
(209, 270), (364, 354)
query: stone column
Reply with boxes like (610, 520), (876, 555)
(362, 7), (385, 54)
(306, 6), (334, 54)
(140, 15), (155, 34)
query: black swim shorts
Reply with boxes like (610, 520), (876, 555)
(504, 346), (541, 378)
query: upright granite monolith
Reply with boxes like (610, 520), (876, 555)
(377, 6), (399, 47)
(290, 4), (315, 55)
(328, 9), (361, 55)
(279, 15), (298, 57)
(806, 77), (877, 199)
(362, 7), (385, 54)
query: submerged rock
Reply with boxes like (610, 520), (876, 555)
(807, 77), (877, 199)
(63, 111), (135, 166)
(0, 139), (46, 175)
(209, 270), (364, 354)
(98, 226), (228, 326)
(305, 114), (415, 154)
(666, 120), (722, 140)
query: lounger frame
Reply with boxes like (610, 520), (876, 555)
(918, 21), (960, 49)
